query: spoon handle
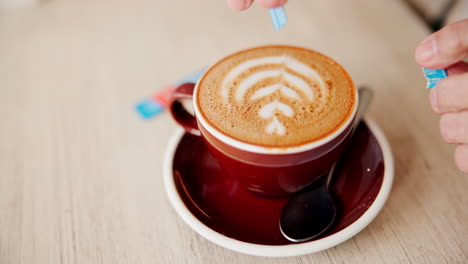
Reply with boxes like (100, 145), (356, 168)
(325, 87), (374, 188)
(353, 87), (374, 134)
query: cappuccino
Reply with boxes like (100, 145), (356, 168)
(197, 46), (356, 147)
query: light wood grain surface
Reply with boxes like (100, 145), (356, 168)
(0, 0), (467, 263)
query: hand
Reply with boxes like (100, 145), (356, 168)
(415, 18), (468, 173)
(226, 0), (287, 11)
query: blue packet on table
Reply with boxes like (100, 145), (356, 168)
(135, 67), (206, 120)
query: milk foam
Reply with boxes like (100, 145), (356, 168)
(259, 100), (294, 135)
(197, 46), (355, 147)
(251, 84), (300, 100)
(221, 55), (327, 136)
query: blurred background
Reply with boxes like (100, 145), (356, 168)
(406, 0), (467, 29)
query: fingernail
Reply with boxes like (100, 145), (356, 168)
(259, 0), (286, 8)
(267, 0), (287, 5)
(227, 0), (248, 11)
(430, 88), (440, 113)
(417, 35), (437, 63)
(242, 0), (251, 9)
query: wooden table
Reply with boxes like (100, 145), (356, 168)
(0, 0), (466, 263)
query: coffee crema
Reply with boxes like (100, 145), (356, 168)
(197, 46), (356, 147)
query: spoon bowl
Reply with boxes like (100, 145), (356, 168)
(279, 87), (374, 242)
(280, 164), (337, 242)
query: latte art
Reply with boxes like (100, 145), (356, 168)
(221, 55), (328, 136)
(197, 46), (356, 147)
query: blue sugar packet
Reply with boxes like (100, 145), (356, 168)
(135, 99), (164, 119)
(422, 68), (447, 88)
(269, 6), (288, 31)
(135, 67), (207, 120)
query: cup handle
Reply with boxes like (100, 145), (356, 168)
(170, 83), (201, 136)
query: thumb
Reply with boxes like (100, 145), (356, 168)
(415, 18), (468, 69)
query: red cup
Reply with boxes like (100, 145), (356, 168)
(170, 47), (358, 197)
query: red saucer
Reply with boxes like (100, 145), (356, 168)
(172, 122), (385, 245)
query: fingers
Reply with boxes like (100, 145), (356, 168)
(438, 111), (468, 173)
(416, 18), (468, 69)
(455, 145), (468, 173)
(226, 0), (254, 11)
(226, 0), (287, 10)
(429, 72), (468, 113)
(447, 61), (468, 75)
(418, 19), (468, 174)
(257, 0), (288, 8)
(440, 111), (468, 144)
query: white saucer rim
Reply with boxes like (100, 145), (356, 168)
(163, 117), (394, 257)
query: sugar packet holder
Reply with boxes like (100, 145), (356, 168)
(422, 68), (447, 88)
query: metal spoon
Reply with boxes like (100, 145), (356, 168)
(279, 87), (374, 242)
